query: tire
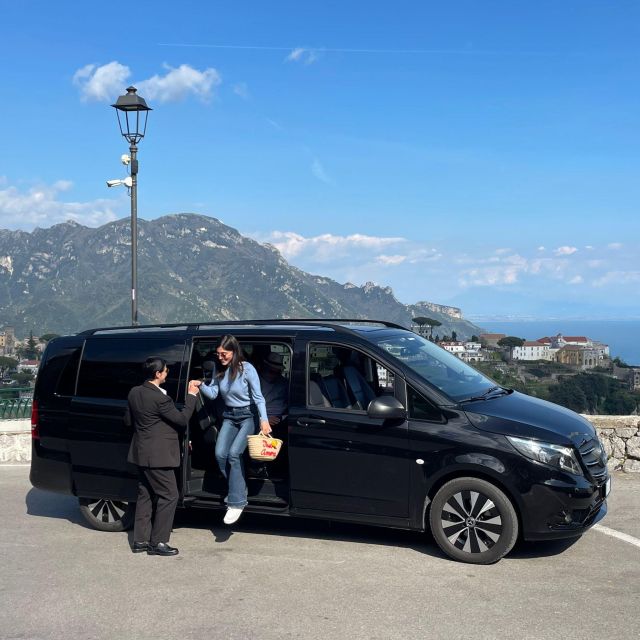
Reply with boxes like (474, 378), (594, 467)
(429, 477), (518, 564)
(79, 497), (135, 532)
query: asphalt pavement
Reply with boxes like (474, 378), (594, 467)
(1, 466), (639, 640)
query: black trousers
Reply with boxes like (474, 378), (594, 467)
(133, 467), (179, 545)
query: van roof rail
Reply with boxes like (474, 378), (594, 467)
(77, 318), (407, 336)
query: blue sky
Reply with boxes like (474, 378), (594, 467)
(1, 1), (638, 319)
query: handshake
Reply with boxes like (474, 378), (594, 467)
(187, 379), (202, 395)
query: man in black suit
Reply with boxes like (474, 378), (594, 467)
(125, 357), (201, 556)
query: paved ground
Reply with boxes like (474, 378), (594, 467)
(1, 467), (639, 640)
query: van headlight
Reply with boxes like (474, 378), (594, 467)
(507, 436), (583, 476)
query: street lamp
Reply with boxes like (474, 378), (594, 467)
(111, 86), (152, 326)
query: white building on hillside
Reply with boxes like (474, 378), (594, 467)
(512, 341), (551, 361)
(440, 342), (465, 357)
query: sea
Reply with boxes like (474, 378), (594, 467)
(476, 320), (640, 366)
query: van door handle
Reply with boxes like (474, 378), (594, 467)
(297, 417), (326, 426)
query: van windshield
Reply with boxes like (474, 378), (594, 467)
(372, 331), (499, 402)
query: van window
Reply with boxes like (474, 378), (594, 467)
(190, 341), (292, 382)
(307, 343), (394, 410)
(373, 330), (494, 402)
(77, 338), (185, 400)
(56, 348), (81, 396)
(407, 385), (443, 422)
(35, 344), (82, 399)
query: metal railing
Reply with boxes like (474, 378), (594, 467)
(0, 388), (33, 420)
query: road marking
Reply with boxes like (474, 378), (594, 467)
(593, 524), (640, 549)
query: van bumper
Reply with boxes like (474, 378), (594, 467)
(521, 475), (609, 541)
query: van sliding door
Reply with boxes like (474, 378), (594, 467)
(69, 336), (187, 501)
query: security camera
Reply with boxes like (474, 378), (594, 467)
(106, 177), (133, 188)
(121, 154), (131, 166)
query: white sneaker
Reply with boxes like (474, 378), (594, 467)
(224, 496), (228, 504)
(223, 507), (244, 525)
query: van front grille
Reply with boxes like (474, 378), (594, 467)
(577, 438), (608, 481)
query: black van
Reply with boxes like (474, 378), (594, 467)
(30, 320), (610, 564)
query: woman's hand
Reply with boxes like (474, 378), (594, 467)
(187, 380), (202, 395)
(259, 420), (272, 436)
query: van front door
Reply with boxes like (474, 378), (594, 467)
(288, 341), (410, 520)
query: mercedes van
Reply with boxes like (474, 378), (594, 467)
(30, 320), (610, 564)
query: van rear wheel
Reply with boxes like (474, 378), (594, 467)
(429, 477), (518, 564)
(79, 497), (135, 532)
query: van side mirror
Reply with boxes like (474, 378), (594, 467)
(367, 396), (406, 421)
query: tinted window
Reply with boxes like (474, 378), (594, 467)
(77, 338), (186, 400)
(34, 341), (82, 400)
(408, 386), (442, 422)
(307, 343), (395, 411)
(56, 348), (81, 396)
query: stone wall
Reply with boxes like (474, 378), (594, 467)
(0, 420), (30, 464)
(1, 416), (639, 472)
(585, 415), (640, 473)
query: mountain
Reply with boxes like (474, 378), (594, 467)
(0, 213), (482, 339)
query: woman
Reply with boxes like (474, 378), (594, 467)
(199, 335), (271, 525)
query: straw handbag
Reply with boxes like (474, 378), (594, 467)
(247, 433), (283, 461)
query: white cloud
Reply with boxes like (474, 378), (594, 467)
(568, 275), (584, 284)
(73, 62), (221, 103)
(233, 82), (250, 99)
(73, 61), (130, 102)
(266, 118), (283, 130)
(592, 271), (640, 287)
(554, 245), (578, 256)
(137, 64), (221, 103)
(607, 242), (623, 250)
(311, 159), (332, 184)
(285, 48), (319, 64)
(407, 248), (442, 264)
(537, 246), (545, 251)
(0, 180), (121, 229)
(375, 254), (407, 266)
(259, 231), (406, 262)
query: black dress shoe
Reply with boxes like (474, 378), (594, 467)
(147, 542), (179, 556)
(131, 541), (149, 553)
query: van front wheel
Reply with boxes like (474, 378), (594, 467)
(79, 497), (135, 532)
(429, 477), (518, 564)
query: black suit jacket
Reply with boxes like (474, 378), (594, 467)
(125, 381), (197, 468)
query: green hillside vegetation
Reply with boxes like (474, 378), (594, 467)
(473, 361), (639, 415)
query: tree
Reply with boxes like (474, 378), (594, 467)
(412, 317), (442, 340)
(451, 330), (457, 342)
(497, 336), (525, 361)
(9, 371), (34, 386)
(39, 333), (60, 344)
(548, 378), (588, 413)
(0, 356), (19, 378)
(470, 335), (479, 342)
(21, 331), (39, 360)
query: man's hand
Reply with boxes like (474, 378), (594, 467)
(187, 380), (202, 395)
(268, 415), (281, 426)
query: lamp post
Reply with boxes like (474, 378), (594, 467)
(111, 86), (152, 326)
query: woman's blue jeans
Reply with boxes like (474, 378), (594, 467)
(215, 406), (256, 508)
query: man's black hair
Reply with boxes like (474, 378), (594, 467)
(143, 357), (167, 381)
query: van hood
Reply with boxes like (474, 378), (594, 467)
(463, 390), (596, 446)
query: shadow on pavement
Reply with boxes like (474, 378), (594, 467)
(175, 508), (448, 560)
(508, 536), (580, 559)
(25, 487), (88, 527)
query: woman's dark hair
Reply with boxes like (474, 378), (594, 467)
(142, 357), (167, 381)
(216, 335), (244, 381)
